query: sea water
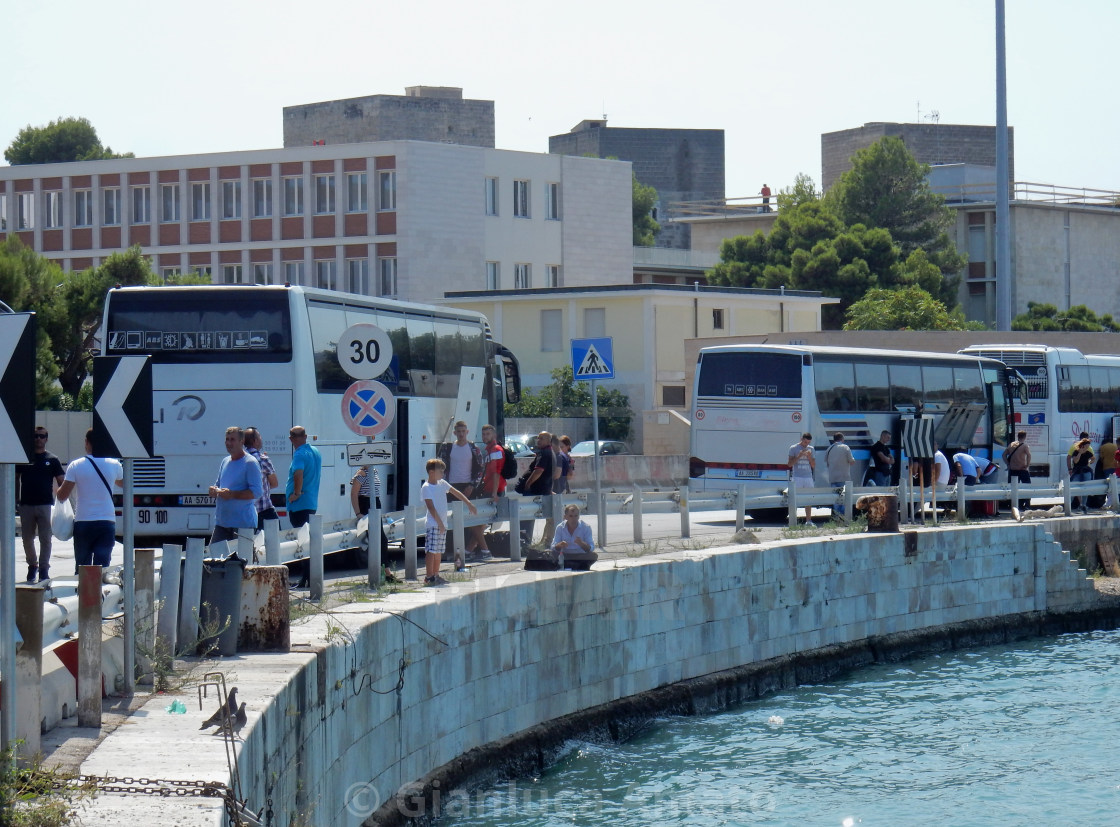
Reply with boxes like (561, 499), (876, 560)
(438, 629), (1120, 826)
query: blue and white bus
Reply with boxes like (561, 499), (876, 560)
(960, 344), (1120, 483)
(101, 284), (520, 556)
(688, 345), (1014, 511)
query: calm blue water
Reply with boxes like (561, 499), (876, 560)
(438, 630), (1120, 826)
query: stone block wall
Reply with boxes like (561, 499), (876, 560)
(821, 122), (1015, 190)
(227, 521), (1096, 825)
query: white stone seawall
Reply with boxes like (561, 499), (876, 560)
(78, 521), (1106, 824)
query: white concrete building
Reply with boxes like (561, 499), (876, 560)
(0, 141), (632, 303)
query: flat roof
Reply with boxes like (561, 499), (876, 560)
(444, 283), (831, 301)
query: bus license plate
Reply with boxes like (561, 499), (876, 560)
(735, 469), (761, 478)
(180, 495), (215, 505)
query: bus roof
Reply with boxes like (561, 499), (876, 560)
(106, 283), (489, 325)
(699, 343), (1006, 366)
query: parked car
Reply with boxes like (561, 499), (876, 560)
(506, 438), (535, 458)
(569, 440), (629, 457)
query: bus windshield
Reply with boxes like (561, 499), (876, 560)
(105, 288), (292, 363)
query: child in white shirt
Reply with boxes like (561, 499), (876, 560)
(421, 458), (477, 586)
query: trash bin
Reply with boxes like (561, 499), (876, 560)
(198, 555), (245, 656)
(858, 494), (899, 533)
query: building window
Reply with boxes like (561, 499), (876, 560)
(222, 264), (244, 284)
(194, 265), (213, 280)
(17, 193), (34, 230)
(161, 184), (180, 222)
(513, 180), (530, 218)
(485, 177), (499, 216)
(378, 171), (396, 211)
(0, 194), (6, 231)
(379, 257), (397, 297)
(103, 188), (121, 226)
(73, 190), (93, 227)
(540, 309), (562, 352)
(252, 179), (272, 217)
(284, 261), (304, 285)
(44, 192), (63, 228)
(485, 261), (499, 290)
(546, 182), (560, 220)
(348, 259), (369, 294)
(662, 386), (687, 407)
(132, 186), (150, 223)
(282, 177), (303, 216)
(253, 263), (272, 285)
(191, 183), (211, 221)
(346, 173), (367, 212)
(545, 265), (560, 288)
(160, 266), (181, 282)
(712, 308), (725, 330)
(222, 181), (241, 220)
(514, 263), (531, 289)
(314, 174), (335, 214)
(315, 259), (337, 290)
(584, 307), (606, 338)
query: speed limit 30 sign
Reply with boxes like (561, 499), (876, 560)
(337, 323), (393, 380)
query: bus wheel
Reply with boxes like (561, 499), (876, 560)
(746, 508), (787, 523)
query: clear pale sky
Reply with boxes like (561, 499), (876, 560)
(5, 0), (1117, 199)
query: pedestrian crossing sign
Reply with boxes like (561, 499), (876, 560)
(571, 337), (614, 380)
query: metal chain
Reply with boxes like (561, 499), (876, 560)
(68, 774), (230, 798)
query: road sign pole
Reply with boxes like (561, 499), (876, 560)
(592, 378), (605, 548)
(123, 458), (135, 693)
(1, 464), (16, 756)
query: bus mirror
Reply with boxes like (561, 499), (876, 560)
(504, 359), (521, 404)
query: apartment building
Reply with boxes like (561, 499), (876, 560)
(0, 141), (632, 303)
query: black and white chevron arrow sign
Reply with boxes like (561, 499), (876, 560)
(92, 356), (153, 458)
(0, 313), (36, 464)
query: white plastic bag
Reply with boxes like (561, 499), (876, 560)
(51, 499), (75, 541)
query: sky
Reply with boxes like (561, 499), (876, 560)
(5, 0), (1118, 199)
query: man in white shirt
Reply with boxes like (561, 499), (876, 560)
(437, 420), (487, 559)
(56, 428), (124, 570)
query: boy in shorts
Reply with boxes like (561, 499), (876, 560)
(421, 458), (477, 586)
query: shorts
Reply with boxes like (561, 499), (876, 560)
(290, 509), (314, 528)
(792, 475), (814, 489)
(425, 525), (447, 558)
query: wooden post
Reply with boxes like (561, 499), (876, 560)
(135, 549), (155, 685)
(264, 518), (281, 566)
(156, 544), (182, 661)
(178, 538), (205, 649)
(77, 566), (103, 728)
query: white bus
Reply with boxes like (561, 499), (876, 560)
(688, 345), (1015, 514)
(959, 345), (1120, 483)
(101, 284), (520, 557)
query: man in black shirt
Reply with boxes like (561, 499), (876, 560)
(520, 431), (555, 547)
(16, 426), (65, 582)
(867, 430), (894, 486)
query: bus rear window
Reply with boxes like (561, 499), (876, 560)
(105, 289), (292, 363)
(697, 352), (802, 398)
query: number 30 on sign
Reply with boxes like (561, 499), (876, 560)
(337, 323), (393, 380)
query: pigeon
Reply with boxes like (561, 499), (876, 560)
(212, 702), (247, 738)
(199, 686), (238, 730)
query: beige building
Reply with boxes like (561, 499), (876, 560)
(442, 283), (836, 454)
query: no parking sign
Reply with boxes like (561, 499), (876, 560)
(341, 379), (395, 437)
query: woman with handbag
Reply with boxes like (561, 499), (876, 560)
(55, 428), (123, 570)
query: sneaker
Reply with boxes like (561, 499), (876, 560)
(26, 566), (37, 584)
(37, 569), (50, 583)
(478, 551), (494, 561)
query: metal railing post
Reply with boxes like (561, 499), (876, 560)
(632, 486), (643, 544)
(1061, 479), (1072, 516)
(1010, 475), (1020, 513)
(1109, 475), (1119, 513)
(842, 484), (853, 524)
(679, 486), (690, 539)
(787, 483), (798, 528)
(956, 482), (967, 522)
(508, 495), (522, 563)
(736, 484), (747, 532)
(597, 492), (607, 549)
(404, 505), (418, 580)
(368, 501), (382, 589)
(308, 514), (324, 600)
(451, 500), (466, 564)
